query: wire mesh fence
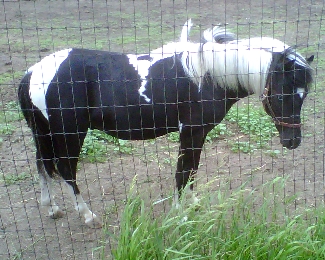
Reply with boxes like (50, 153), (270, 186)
(0, 0), (325, 259)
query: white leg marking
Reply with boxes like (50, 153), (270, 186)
(191, 191), (200, 206)
(28, 49), (72, 120)
(173, 188), (200, 208)
(183, 186), (200, 206)
(65, 184), (102, 228)
(39, 174), (64, 219)
(173, 188), (200, 224)
(173, 191), (180, 209)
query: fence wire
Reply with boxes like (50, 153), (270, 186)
(0, 0), (324, 259)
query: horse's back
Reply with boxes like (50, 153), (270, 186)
(20, 48), (189, 140)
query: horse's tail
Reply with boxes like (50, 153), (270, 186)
(180, 19), (193, 43)
(18, 72), (55, 175)
(202, 25), (236, 43)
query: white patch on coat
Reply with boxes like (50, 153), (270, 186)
(128, 20), (194, 103)
(127, 55), (152, 102)
(28, 49), (72, 120)
(127, 44), (182, 103)
(178, 121), (183, 133)
(296, 87), (305, 99)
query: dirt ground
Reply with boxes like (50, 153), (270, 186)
(1, 0), (325, 259)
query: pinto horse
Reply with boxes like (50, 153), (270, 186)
(18, 20), (313, 227)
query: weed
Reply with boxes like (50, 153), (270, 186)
(80, 129), (133, 162)
(0, 124), (16, 135)
(0, 101), (23, 142)
(113, 139), (133, 154)
(225, 102), (279, 153)
(0, 71), (24, 85)
(166, 132), (179, 143)
(0, 101), (22, 122)
(265, 149), (282, 158)
(1, 172), (30, 186)
(231, 141), (256, 153)
(206, 123), (229, 142)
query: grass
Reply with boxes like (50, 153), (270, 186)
(1, 10), (198, 55)
(99, 177), (325, 259)
(226, 101), (278, 154)
(0, 71), (24, 85)
(0, 101), (22, 145)
(80, 129), (133, 162)
(1, 172), (30, 186)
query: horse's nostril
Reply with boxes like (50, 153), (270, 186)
(288, 137), (301, 150)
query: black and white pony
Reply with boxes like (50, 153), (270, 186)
(18, 20), (313, 227)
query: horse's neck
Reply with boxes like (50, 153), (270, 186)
(202, 81), (251, 124)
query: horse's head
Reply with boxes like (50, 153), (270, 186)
(263, 49), (314, 149)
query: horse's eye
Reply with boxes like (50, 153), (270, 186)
(297, 92), (307, 99)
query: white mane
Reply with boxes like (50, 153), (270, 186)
(180, 28), (308, 95)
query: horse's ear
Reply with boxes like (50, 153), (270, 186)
(306, 55), (314, 64)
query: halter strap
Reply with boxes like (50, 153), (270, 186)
(261, 81), (301, 129)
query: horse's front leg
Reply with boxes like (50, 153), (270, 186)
(175, 126), (212, 205)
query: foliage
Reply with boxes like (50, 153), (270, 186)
(0, 101), (22, 144)
(1, 172), (30, 186)
(205, 123), (229, 142)
(226, 102), (278, 145)
(225, 102), (278, 154)
(80, 129), (133, 162)
(101, 178), (325, 259)
(0, 71), (24, 85)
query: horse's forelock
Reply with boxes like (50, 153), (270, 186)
(284, 47), (313, 71)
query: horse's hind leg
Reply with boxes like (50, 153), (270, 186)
(37, 153), (64, 219)
(56, 152), (102, 228)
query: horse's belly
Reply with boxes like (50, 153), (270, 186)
(91, 104), (179, 140)
(108, 127), (178, 140)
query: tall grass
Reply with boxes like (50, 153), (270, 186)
(100, 178), (325, 259)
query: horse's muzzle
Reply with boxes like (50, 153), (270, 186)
(278, 127), (302, 150)
(281, 136), (301, 150)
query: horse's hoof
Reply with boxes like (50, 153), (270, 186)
(85, 215), (102, 229)
(50, 210), (64, 219)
